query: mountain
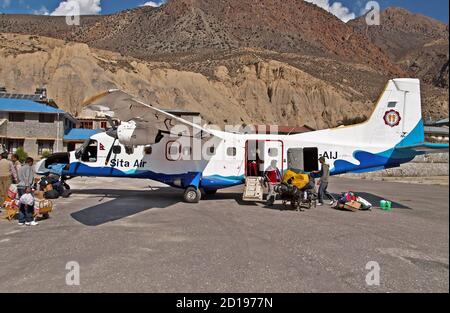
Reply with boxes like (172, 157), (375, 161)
(0, 1), (448, 127)
(350, 7), (449, 88)
(1, 0), (399, 72)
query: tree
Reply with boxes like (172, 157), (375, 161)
(41, 149), (52, 159)
(15, 147), (28, 163)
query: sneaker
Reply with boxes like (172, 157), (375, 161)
(18, 222), (25, 226)
(329, 200), (335, 206)
(317, 203), (323, 206)
(26, 221), (39, 226)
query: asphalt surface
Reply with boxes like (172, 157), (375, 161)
(0, 177), (448, 293)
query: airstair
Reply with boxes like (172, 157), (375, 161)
(242, 177), (265, 201)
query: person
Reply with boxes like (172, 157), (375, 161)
(18, 157), (35, 198)
(314, 157), (335, 206)
(264, 160), (282, 206)
(0, 150), (18, 202)
(18, 186), (38, 226)
(11, 153), (22, 180)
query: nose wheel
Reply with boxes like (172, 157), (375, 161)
(184, 187), (201, 203)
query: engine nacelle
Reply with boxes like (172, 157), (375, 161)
(117, 122), (159, 146)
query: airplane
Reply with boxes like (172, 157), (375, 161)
(36, 78), (449, 203)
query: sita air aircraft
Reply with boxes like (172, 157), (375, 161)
(37, 79), (448, 203)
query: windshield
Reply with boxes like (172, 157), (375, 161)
(75, 139), (91, 160)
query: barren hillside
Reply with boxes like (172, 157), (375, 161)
(351, 7), (449, 88)
(0, 1), (448, 127)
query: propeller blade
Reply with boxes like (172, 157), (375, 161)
(105, 138), (117, 166)
(106, 128), (118, 139)
(107, 116), (117, 130)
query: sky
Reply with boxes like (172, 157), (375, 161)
(0, 0), (448, 23)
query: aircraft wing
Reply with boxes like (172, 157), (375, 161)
(82, 89), (213, 137)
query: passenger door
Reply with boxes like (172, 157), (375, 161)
(263, 141), (284, 173)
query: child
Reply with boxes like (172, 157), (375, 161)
(18, 187), (38, 226)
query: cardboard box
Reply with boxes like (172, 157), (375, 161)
(343, 201), (362, 212)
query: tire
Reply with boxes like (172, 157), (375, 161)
(204, 189), (218, 195)
(184, 187), (201, 203)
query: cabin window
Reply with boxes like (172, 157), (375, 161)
(166, 142), (181, 161)
(125, 146), (134, 155)
(268, 148), (278, 157)
(112, 146), (122, 155)
(227, 147), (237, 157)
(207, 146), (216, 156)
(144, 146), (152, 155)
(388, 102), (397, 108)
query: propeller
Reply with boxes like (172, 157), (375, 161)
(105, 116), (119, 166)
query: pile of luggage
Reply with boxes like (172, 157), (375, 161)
(274, 169), (318, 211)
(332, 191), (372, 212)
(38, 174), (71, 199)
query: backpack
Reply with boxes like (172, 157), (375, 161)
(44, 190), (60, 200)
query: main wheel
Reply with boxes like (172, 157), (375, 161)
(184, 187), (201, 203)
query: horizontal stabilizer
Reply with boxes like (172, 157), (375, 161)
(396, 142), (449, 154)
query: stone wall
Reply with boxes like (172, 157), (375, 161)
(342, 153), (449, 178)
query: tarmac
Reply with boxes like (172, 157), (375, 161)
(0, 177), (448, 293)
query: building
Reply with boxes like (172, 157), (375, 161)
(0, 88), (102, 158)
(76, 108), (111, 130)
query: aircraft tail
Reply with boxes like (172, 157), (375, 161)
(357, 78), (424, 148)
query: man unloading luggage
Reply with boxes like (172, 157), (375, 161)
(314, 157), (335, 206)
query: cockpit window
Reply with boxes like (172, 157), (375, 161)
(81, 140), (98, 163)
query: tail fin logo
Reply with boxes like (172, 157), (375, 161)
(384, 110), (401, 127)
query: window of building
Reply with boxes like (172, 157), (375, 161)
(39, 114), (55, 123)
(101, 121), (108, 129)
(80, 121), (94, 129)
(7, 139), (24, 154)
(9, 113), (25, 122)
(38, 140), (54, 155)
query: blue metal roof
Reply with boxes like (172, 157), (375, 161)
(0, 98), (65, 114)
(64, 128), (103, 141)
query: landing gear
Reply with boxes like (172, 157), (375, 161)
(184, 187), (201, 203)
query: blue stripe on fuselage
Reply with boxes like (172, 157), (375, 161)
(64, 163), (245, 190)
(331, 121), (425, 175)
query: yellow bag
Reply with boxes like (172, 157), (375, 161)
(282, 170), (310, 190)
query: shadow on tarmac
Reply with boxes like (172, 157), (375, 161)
(70, 188), (180, 226)
(70, 188), (412, 226)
